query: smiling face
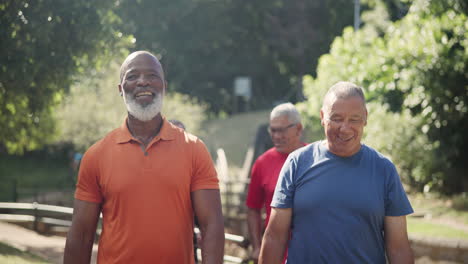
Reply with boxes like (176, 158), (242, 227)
(320, 95), (367, 157)
(118, 52), (165, 121)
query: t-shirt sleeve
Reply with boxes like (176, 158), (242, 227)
(191, 139), (219, 192)
(271, 155), (296, 209)
(75, 147), (103, 204)
(246, 161), (264, 209)
(384, 162), (414, 216)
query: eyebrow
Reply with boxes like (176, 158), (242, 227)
(329, 113), (363, 118)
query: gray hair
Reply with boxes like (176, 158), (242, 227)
(270, 102), (301, 124)
(322, 81), (366, 110)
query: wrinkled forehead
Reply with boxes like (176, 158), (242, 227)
(269, 115), (291, 126)
(324, 95), (367, 116)
(120, 53), (163, 81)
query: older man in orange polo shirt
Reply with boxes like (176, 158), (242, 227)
(64, 51), (224, 264)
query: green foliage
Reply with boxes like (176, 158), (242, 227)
(301, 0), (468, 193)
(162, 92), (207, 135)
(54, 60), (126, 152)
(0, 0), (130, 154)
(452, 192), (468, 211)
(363, 103), (435, 190)
(0, 151), (71, 202)
(55, 57), (207, 152)
(116, 0), (355, 113)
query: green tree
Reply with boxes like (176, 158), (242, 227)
(0, 0), (128, 153)
(300, 0), (467, 193)
(116, 0), (355, 113)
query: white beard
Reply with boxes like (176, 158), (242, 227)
(122, 88), (163, 121)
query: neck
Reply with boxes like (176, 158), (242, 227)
(322, 140), (361, 157)
(127, 113), (163, 146)
(288, 141), (304, 154)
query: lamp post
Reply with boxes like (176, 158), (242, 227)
(354, 0), (360, 31)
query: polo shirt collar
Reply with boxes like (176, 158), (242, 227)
(115, 116), (176, 144)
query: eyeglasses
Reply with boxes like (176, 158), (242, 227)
(268, 123), (296, 135)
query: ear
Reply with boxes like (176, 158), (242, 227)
(320, 109), (325, 126)
(364, 109), (368, 126)
(118, 84), (123, 96)
(296, 123), (303, 136)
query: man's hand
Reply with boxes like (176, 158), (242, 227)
(192, 189), (224, 264)
(247, 208), (263, 263)
(64, 199), (100, 264)
(250, 246), (261, 263)
(258, 207), (291, 264)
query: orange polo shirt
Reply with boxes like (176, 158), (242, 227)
(75, 118), (219, 264)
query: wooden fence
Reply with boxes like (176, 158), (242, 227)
(0, 202), (250, 264)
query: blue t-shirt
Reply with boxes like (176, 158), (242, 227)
(271, 141), (413, 263)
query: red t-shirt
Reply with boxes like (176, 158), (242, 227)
(246, 147), (290, 225)
(246, 145), (305, 263)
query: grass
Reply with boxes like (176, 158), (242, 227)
(407, 218), (468, 240)
(0, 242), (48, 264)
(407, 193), (468, 240)
(202, 109), (270, 167)
(410, 192), (468, 226)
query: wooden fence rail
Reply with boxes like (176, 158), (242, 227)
(0, 202), (250, 264)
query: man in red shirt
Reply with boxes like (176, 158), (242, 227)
(246, 103), (305, 263)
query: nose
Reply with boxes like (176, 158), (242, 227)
(136, 74), (150, 86)
(270, 131), (284, 141)
(338, 121), (353, 132)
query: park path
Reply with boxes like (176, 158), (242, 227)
(0, 219), (465, 264)
(0, 221), (97, 264)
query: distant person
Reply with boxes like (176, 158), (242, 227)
(251, 123), (274, 165)
(245, 103), (306, 263)
(71, 152), (83, 172)
(64, 51), (224, 264)
(259, 82), (414, 263)
(169, 119), (186, 130)
(68, 151), (82, 186)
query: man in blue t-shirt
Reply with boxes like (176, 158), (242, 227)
(259, 82), (414, 263)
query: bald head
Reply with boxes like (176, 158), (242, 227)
(322, 81), (366, 112)
(120, 51), (163, 83)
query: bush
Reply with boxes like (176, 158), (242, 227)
(300, 0), (468, 194)
(363, 102), (436, 191)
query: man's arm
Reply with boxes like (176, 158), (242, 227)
(64, 199), (101, 264)
(192, 189), (224, 264)
(384, 215), (414, 264)
(258, 207), (291, 264)
(247, 208), (263, 263)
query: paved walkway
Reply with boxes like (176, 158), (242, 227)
(1, 220), (466, 264)
(0, 221), (97, 264)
